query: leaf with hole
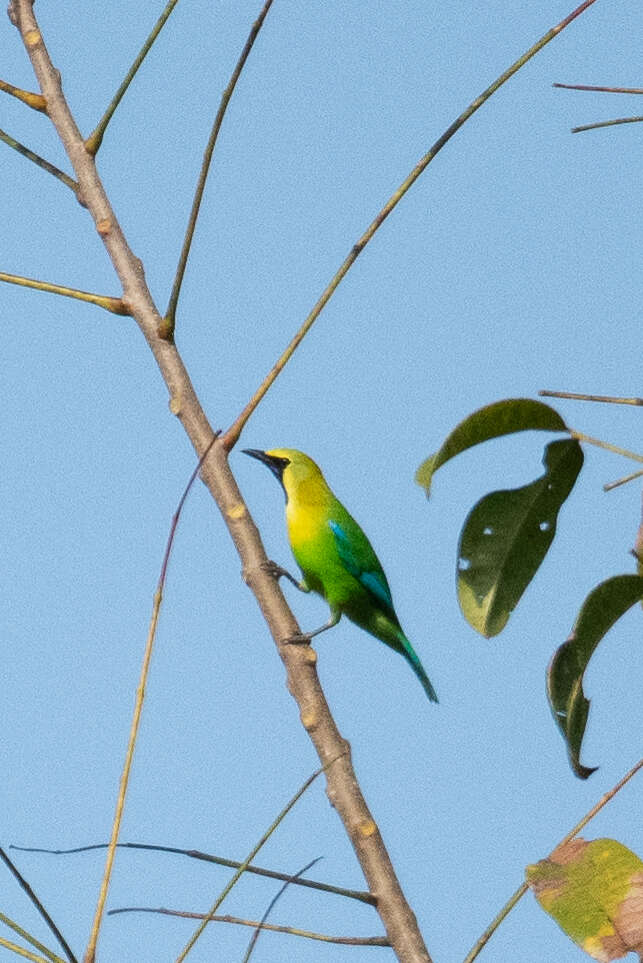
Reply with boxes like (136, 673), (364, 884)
(457, 438), (583, 637)
(547, 574), (643, 778)
(415, 397), (568, 495)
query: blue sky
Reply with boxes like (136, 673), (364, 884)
(2, 2), (641, 961)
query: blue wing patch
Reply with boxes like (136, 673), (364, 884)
(328, 519), (395, 614)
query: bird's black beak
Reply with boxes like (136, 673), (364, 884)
(243, 449), (290, 483)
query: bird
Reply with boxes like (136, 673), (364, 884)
(243, 448), (438, 702)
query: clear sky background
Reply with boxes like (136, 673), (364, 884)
(1, 2), (641, 962)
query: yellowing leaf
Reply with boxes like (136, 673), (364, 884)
(526, 837), (643, 962)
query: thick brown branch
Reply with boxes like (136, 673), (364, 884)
(10, 3), (431, 960)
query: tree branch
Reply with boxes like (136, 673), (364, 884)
(10, 3), (432, 960)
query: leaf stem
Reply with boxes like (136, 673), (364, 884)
(462, 757), (643, 962)
(0, 271), (129, 314)
(163, 0), (274, 337)
(222, 0), (600, 450)
(553, 83), (643, 94)
(604, 468), (643, 492)
(85, 0), (181, 155)
(0, 127), (77, 190)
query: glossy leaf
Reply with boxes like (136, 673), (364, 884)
(526, 837), (643, 962)
(548, 574), (643, 778)
(457, 438), (583, 637)
(415, 398), (567, 495)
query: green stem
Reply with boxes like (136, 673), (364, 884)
(553, 83), (643, 94)
(176, 764), (331, 961)
(604, 468), (643, 493)
(0, 78), (46, 110)
(572, 115), (643, 133)
(0, 936), (51, 963)
(0, 128), (77, 191)
(462, 757), (643, 963)
(0, 272), (129, 315)
(163, 0), (274, 337)
(0, 913), (64, 963)
(85, 0), (181, 155)
(0, 848), (77, 963)
(222, 0), (600, 449)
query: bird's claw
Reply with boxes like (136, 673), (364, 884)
(282, 632), (312, 646)
(261, 559), (289, 580)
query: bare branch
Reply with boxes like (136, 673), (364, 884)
(0, 127), (77, 190)
(0, 271), (128, 314)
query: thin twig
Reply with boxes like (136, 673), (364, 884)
(222, 0), (600, 449)
(243, 858), (322, 961)
(11, 842), (374, 905)
(540, 390), (643, 406)
(553, 83), (643, 94)
(0, 936), (52, 963)
(604, 468), (643, 493)
(163, 0), (274, 336)
(0, 912), (65, 963)
(462, 757), (643, 963)
(0, 271), (129, 314)
(0, 848), (77, 963)
(0, 78), (46, 109)
(176, 763), (334, 961)
(85, 0), (181, 154)
(569, 431), (643, 465)
(108, 907), (389, 946)
(0, 127), (77, 190)
(83, 436), (218, 963)
(573, 116), (643, 133)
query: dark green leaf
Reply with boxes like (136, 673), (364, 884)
(416, 398), (568, 495)
(457, 439), (583, 637)
(548, 574), (643, 778)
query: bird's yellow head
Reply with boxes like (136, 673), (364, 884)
(243, 448), (325, 499)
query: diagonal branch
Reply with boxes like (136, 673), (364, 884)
(163, 0), (274, 336)
(0, 271), (128, 314)
(222, 0), (601, 449)
(10, 3), (433, 961)
(0, 127), (77, 190)
(0, 77), (46, 110)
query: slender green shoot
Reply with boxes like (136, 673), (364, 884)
(604, 468), (643, 493)
(0, 128), (77, 191)
(85, 0), (182, 155)
(463, 757), (643, 963)
(0, 913), (65, 963)
(163, 0), (274, 337)
(176, 762), (336, 961)
(572, 115), (643, 133)
(0, 936), (52, 962)
(0, 79), (46, 110)
(243, 858), (322, 961)
(553, 83), (643, 94)
(222, 0), (600, 449)
(0, 848), (77, 963)
(0, 271), (129, 314)
(82, 435), (219, 963)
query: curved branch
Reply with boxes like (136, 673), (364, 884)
(10, 3), (432, 961)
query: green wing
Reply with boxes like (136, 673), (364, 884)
(328, 517), (398, 621)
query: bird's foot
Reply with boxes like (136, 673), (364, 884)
(282, 631), (312, 646)
(261, 559), (307, 591)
